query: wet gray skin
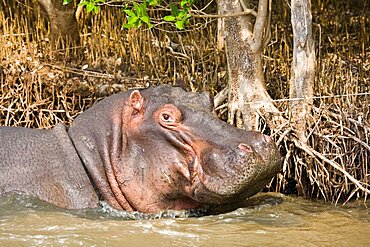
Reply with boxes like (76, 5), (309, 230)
(69, 85), (281, 213)
(0, 85), (281, 214)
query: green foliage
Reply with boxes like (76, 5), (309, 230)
(163, 0), (193, 30)
(62, 0), (194, 30)
(62, 0), (72, 4)
(147, 0), (160, 6)
(122, 1), (153, 29)
(78, 0), (105, 14)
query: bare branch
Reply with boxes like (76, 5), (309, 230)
(289, 0), (315, 143)
(252, 0), (268, 52)
(240, 0), (255, 16)
(262, 0), (272, 47)
(190, 9), (257, 18)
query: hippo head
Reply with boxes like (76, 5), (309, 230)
(69, 85), (281, 214)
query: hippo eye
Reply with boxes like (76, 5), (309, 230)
(157, 105), (182, 127)
(162, 113), (170, 120)
(161, 112), (175, 122)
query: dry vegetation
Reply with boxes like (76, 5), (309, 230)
(0, 0), (369, 204)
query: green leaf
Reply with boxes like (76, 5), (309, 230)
(140, 15), (150, 25)
(169, 3), (179, 16)
(182, 13), (191, 21)
(122, 23), (136, 29)
(180, 0), (188, 7)
(127, 16), (139, 25)
(163, 15), (176, 22)
(175, 20), (184, 30)
(181, 0), (194, 8)
(147, 22), (153, 29)
(123, 9), (136, 17)
(148, 0), (159, 6)
(139, 2), (147, 17)
(133, 2), (140, 15)
(63, 0), (72, 5)
(93, 5), (99, 14)
(178, 11), (185, 18)
(86, 2), (95, 13)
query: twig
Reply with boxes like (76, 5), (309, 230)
(214, 87), (228, 108)
(43, 64), (160, 82)
(189, 9), (257, 18)
(252, 0), (268, 53)
(293, 137), (370, 195)
(345, 134), (370, 152)
(244, 92), (370, 105)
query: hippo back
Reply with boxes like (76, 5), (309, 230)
(0, 123), (98, 209)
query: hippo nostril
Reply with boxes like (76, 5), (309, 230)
(238, 143), (253, 154)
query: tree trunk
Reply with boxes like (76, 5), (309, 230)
(37, 0), (80, 48)
(290, 0), (315, 143)
(218, 0), (279, 130)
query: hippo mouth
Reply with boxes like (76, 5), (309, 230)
(177, 144), (245, 205)
(177, 137), (280, 207)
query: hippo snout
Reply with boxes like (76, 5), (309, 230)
(192, 131), (281, 205)
(235, 132), (276, 158)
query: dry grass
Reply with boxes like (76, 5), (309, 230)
(0, 0), (369, 204)
(0, 0), (225, 127)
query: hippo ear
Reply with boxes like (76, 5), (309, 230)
(129, 90), (144, 111)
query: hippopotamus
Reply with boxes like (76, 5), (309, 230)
(0, 85), (281, 214)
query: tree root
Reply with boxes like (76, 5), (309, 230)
(264, 102), (370, 205)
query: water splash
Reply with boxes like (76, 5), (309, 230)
(98, 201), (209, 220)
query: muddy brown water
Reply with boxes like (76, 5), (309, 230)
(0, 193), (369, 247)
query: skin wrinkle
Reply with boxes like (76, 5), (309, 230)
(108, 107), (135, 211)
(125, 125), (185, 210)
(145, 114), (199, 208)
(111, 95), (153, 211)
(159, 125), (202, 185)
(101, 132), (125, 210)
(78, 133), (119, 209)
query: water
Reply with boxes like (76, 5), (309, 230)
(1, 193), (370, 247)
